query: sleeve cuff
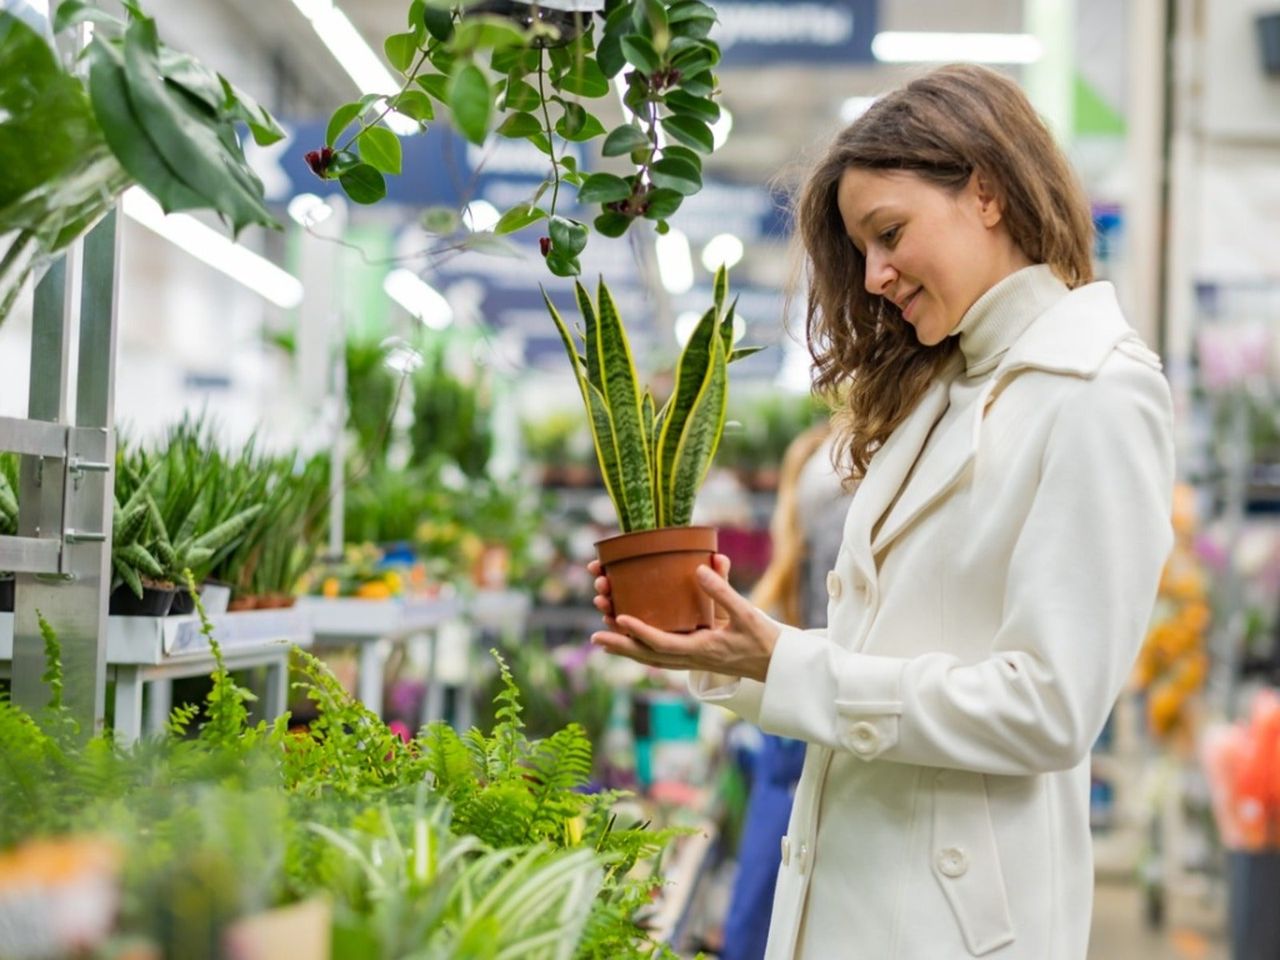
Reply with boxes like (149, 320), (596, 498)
(687, 671), (765, 725)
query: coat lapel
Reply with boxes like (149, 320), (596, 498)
(844, 367), (956, 588)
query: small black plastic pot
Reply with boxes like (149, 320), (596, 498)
(467, 1), (601, 47)
(109, 584), (176, 617)
(169, 588), (196, 616)
(0, 575), (14, 613)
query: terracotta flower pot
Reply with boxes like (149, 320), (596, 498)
(595, 526), (717, 633)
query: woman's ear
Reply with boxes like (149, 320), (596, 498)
(972, 171), (1003, 228)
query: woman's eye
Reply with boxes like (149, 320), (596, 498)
(879, 226), (899, 246)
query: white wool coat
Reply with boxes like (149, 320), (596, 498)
(692, 282), (1175, 959)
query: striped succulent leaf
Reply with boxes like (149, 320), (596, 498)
(655, 304), (716, 526)
(667, 332), (729, 526)
(594, 281), (654, 530)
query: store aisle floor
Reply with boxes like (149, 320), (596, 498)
(1089, 881), (1229, 960)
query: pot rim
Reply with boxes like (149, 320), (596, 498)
(594, 524), (717, 565)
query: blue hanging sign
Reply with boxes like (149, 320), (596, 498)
(711, 0), (878, 66)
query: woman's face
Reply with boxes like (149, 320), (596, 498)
(837, 167), (1027, 346)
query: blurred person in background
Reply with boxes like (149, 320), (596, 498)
(590, 63), (1174, 959)
(721, 423), (854, 960)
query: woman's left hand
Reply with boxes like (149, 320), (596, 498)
(589, 559), (780, 683)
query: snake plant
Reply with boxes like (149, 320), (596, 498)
(545, 266), (762, 532)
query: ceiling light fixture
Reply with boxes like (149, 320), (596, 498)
(122, 187), (304, 309)
(710, 106), (733, 150)
(655, 228), (694, 295)
(462, 200), (501, 233)
(383, 268), (454, 329)
(290, 0), (419, 135)
(839, 96), (877, 124)
(287, 193), (334, 227)
(871, 31), (1043, 65)
(700, 233), (744, 272)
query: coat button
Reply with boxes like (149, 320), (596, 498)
(826, 570), (843, 599)
(936, 847), (969, 879)
(798, 841), (809, 874)
(849, 721), (879, 755)
(780, 837), (791, 866)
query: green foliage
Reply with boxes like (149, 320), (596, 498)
(409, 340), (493, 479)
(546, 267), (753, 531)
(312, 0), (726, 273)
(0, 612), (688, 956)
(0, 452), (18, 537)
(0, 3), (281, 324)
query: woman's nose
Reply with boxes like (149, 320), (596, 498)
(863, 250), (897, 296)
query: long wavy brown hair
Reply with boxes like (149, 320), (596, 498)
(796, 64), (1095, 480)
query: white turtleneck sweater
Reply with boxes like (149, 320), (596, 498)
(872, 264), (1069, 552)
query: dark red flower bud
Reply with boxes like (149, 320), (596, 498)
(539, 236), (552, 257)
(305, 146), (334, 178)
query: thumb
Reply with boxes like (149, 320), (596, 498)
(712, 552), (731, 580)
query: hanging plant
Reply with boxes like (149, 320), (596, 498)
(309, 0), (723, 277)
(0, 2), (284, 324)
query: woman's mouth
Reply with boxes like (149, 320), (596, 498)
(900, 288), (921, 322)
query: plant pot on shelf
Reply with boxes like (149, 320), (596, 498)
(595, 526), (717, 634)
(168, 588), (195, 616)
(0, 575), (14, 613)
(109, 583), (176, 617)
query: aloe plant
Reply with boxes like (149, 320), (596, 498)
(544, 266), (761, 532)
(111, 467), (167, 598)
(0, 453), (17, 538)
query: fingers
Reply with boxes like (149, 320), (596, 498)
(591, 627), (681, 668)
(695, 564), (752, 620)
(587, 559), (602, 577)
(594, 574), (611, 596)
(713, 552), (731, 579)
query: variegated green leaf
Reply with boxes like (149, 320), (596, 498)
(713, 263), (728, 316)
(120, 542), (164, 578)
(114, 556), (143, 598)
(542, 288), (628, 529)
(719, 294), (739, 357)
(729, 345), (766, 363)
(642, 389), (659, 519)
(573, 281), (602, 392)
(656, 304), (716, 526)
(595, 281), (655, 530)
(668, 332), (728, 526)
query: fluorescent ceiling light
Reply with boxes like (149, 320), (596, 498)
(287, 193), (334, 227)
(872, 32), (1042, 65)
(383, 268), (453, 329)
(463, 200), (501, 233)
(701, 233), (744, 272)
(122, 187), (304, 309)
(291, 0), (418, 135)
(710, 107), (733, 150)
(655, 228), (694, 295)
(840, 96), (877, 124)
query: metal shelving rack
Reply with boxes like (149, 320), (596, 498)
(0, 213), (120, 736)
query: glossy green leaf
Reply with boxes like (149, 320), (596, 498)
(416, 73), (450, 103)
(660, 114), (713, 153)
(593, 211), (631, 238)
(595, 33), (626, 78)
(620, 35), (661, 74)
(649, 156), (700, 195)
(452, 15), (528, 52)
(555, 104), (604, 141)
(546, 251), (581, 277)
(668, 0), (716, 24)
(502, 77), (540, 111)
(577, 173), (632, 205)
(394, 89), (434, 122)
(664, 88), (720, 123)
(496, 111), (542, 138)
(421, 5), (454, 42)
(384, 32), (418, 73)
(729, 345), (766, 363)
(217, 75), (286, 146)
(661, 144), (702, 171)
(119, 17), (274, 234)
(549, 216), (588, 257)
(490, 47), (539, 74)
(448, 63), (492, 145)
(359, 125), (402, 175)
(601, 123), (650, 157)
(643, 187), (682, 220)
(339, 163), (387, 204)
(679, 70), (716, 98)
(493, 203), (546, 235)
(556, 58), (609, 98)
(326, 101), (363, 147)
(672, 41), (718, 75)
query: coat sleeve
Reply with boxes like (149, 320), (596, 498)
(711, 360), (1175, 776)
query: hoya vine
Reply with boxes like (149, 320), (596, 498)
(308, 0), (723, 277)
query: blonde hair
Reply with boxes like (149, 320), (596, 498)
(750, 423), (833, 625)
(795, 64), (1094, 481)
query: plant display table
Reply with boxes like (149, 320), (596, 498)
(0, 609), (312, 743)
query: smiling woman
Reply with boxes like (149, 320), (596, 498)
(590, 63), (1175, 960)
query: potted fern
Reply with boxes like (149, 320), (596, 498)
(546, 265), (759, 631)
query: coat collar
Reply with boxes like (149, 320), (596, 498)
(844, 281), (1138, 587)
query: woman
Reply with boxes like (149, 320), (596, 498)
(589, 63), (1174, 959)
